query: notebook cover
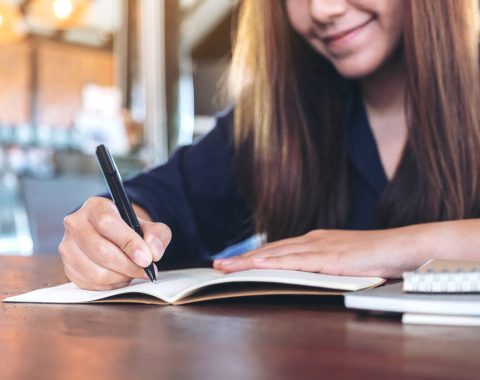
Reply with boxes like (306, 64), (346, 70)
(345, 282), (480, 316)
(416, 259), (480, 272)
(91, 283), (345, 305)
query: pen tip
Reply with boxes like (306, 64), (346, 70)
(145, 263), (157, 282)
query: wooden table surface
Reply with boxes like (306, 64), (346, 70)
(1, 256), (479, 380)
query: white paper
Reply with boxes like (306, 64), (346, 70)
(402, 313), (480, 326)
(4, 268), (224, 304)
(4, 268), (385, 305)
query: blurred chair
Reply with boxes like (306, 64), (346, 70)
(20, 173), (106, 254)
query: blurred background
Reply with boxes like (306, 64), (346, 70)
(0, 0), (235, 255)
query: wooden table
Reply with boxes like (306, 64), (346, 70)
(1, 256), (479, 380)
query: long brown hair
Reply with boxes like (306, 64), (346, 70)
(229, 0), (480, 241)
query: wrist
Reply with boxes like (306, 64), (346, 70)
(398, 221), (455, 267)
(388, 224), (437, 272)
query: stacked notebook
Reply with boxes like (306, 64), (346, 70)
(345, 259), (480, 326)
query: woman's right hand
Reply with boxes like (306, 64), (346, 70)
(59, 197), (172, 290)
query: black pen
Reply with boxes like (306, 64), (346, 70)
(95, 144), (157, 282)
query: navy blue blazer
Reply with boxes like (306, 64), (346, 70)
(124, 96), (387, 270)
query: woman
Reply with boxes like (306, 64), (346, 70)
(60, 0), (480, 290)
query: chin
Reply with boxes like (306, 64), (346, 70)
(333, 61), (382, 79)
(330, 52), (387, 80)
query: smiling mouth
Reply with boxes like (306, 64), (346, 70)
(322, 18), (373, 45)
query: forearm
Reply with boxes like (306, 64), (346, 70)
(399, 219), (480, 265)
(213, 219), (480, 278)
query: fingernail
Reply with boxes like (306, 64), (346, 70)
(253, 257), (267, 264)
(150, 238), (165, 261)
(133, 249), (151, 267)
(219, 259), (235, 267)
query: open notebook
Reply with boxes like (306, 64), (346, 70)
(4, 268), (385, 305)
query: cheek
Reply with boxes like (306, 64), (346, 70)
(371, 3), (404, 65)
(361, 0), (404, 49)
(285, 0), (312, 39)
(385, 5), (404, 44)
(330, 20), (403, 78)
(285, 0), (404, 78)
(285, 0), (331, 59)
(323, 4), (404, 78)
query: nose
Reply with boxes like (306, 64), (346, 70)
(310, 0), (348, 24)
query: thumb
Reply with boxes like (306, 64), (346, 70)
(140, 220), (172, 262)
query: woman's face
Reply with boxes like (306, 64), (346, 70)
(286, 0), (404, 78)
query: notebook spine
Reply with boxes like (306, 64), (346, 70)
(403, 271), (480, 293)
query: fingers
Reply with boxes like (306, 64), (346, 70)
(68, 222), (146, 280)
(248, 252), (319, 271)
(85, 200), (155, 267)
(236, 231), (323, 259)
(240, 242), (311, 259)
(84, 197), (172, 264)
(61, 196), (172, 290)
(214, 242), (313, 272)
(215, 252), (321, 273)
(214, 230), (330, 272)
(60, 237), (138, 290)
(141, 220), (172, 262)
(64, 260), (132, 291)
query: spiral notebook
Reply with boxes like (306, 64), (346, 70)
(403, 259), (480, 293)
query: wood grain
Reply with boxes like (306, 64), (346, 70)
(1, 256), (479, 380)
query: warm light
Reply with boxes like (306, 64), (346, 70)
(53, 0), (73, 20)
(0, 3), (25, 44)
(26, 0), (90, 30)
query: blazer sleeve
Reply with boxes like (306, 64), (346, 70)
(123, 108), (254, 270)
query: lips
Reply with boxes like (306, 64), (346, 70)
(321, 18), (373, 44)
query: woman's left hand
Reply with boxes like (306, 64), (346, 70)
(213, 228), (425, 278)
